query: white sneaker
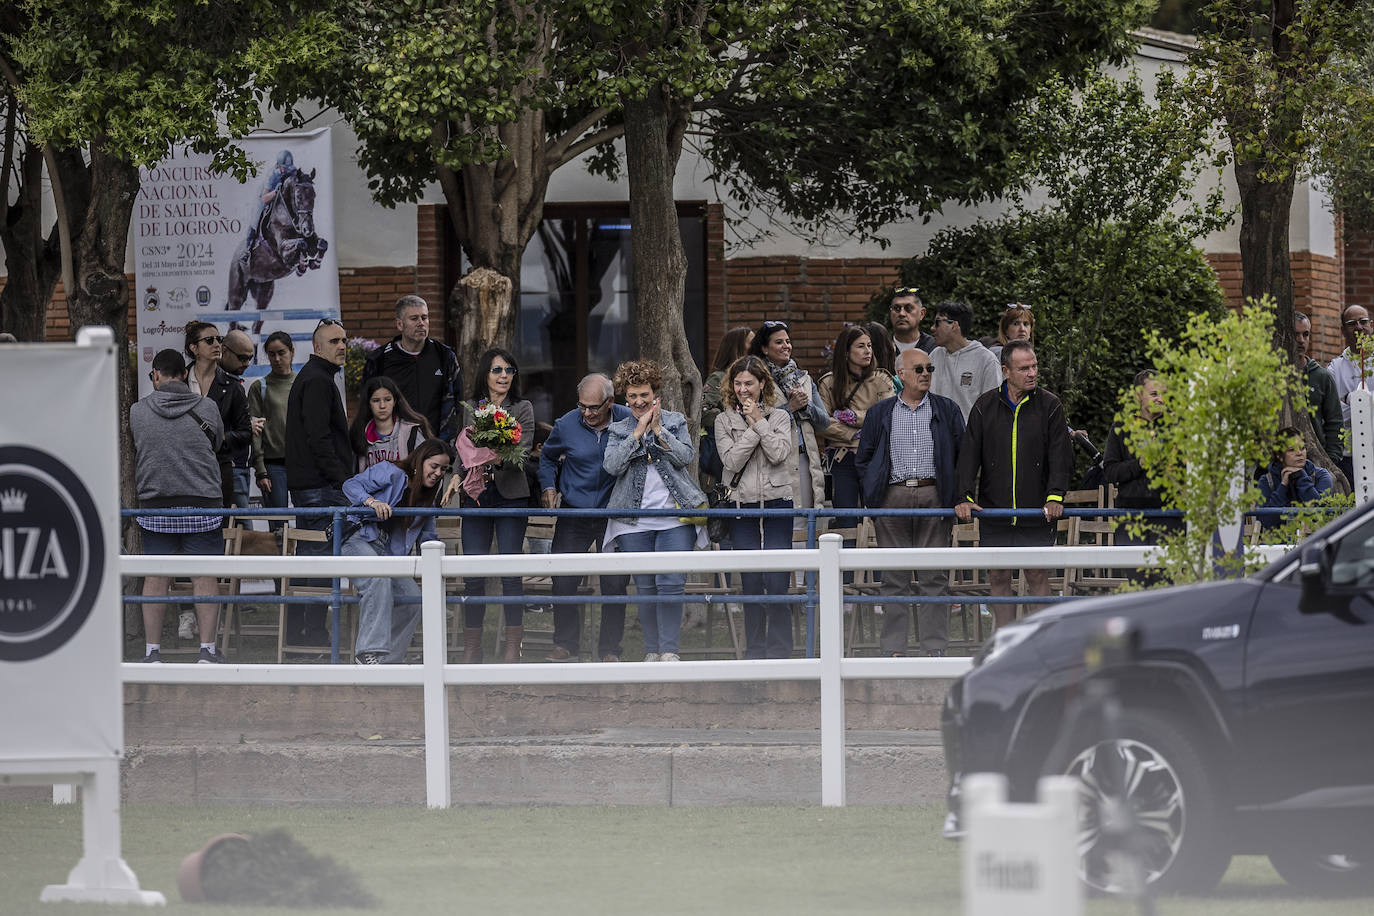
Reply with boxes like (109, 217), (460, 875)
(659, 652), (681, 662)
(643, 653), (661, 663)
(177, 611), (196, 640)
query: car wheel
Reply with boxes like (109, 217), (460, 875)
(1052, 709), (1231, 895)
(1269, 848), (1374, 894)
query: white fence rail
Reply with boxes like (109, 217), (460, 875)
(118, 537), (1290, 807)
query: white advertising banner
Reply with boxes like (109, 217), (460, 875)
(0, 332), (121, 759)
(134, 127), (338, 395)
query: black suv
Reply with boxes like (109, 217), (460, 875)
(941, 503), (1374, 895)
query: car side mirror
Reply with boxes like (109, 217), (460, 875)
(1298, 538), (1330, 614)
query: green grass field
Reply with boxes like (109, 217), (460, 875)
(1, 803), (1369, 914)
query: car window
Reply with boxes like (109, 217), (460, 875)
(1329, 514), (1374, 586)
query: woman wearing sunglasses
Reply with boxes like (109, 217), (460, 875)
(183, 320), (251, 512)
(456, 347), (534, 663)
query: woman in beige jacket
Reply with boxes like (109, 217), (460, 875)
(817, 326), (897, 510)
(715, 355), (796, 659)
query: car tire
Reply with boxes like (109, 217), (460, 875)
(1268, 848), (1374, 894)
(1050, 709), (1231, 895)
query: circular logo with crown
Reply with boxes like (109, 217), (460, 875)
(0, 446), (104, 661)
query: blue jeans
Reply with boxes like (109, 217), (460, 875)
(731, 500), (794, 659)
(615, 524), (694, 655)
(288, 486), (348, 640)
(342, 533), (421, 662)
(460, 494), (529, 628)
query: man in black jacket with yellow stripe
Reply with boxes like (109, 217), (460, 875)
(955, 340), (1072, 628)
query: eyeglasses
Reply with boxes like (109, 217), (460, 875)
(228, 346), (255, 362)
(1005, 302), (1032, 312)
(577, 396), (611, 413)
(894, 286), (921, 297)
(1343, 318), (1372, 328)
(196, 335), (222, 346)
(489, 366), (518, 376)
(762, 320), (788, 330)
(904, 364), (933, 375)
(932, 316), (957, 326)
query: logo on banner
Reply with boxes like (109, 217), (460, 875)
(144, 287), (159, 311)
(196, 285), (212, 307)
(0, 446), (104, 661)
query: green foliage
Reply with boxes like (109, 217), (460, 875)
(1119, 297), (1300, 583)
(871, 213), (1226, 442)
(1306, 1), (1374, 231)
(319, 0), (555, 206)
(12, 0), (342, 178)
(869, 69), (1228, 443)
(698, 0), (1156, 241)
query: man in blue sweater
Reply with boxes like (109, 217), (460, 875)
(538, 374), (633, 661)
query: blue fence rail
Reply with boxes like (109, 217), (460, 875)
(120, 505), (1324, 662)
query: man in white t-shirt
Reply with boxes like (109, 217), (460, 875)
(1327, 303), (1374, 482)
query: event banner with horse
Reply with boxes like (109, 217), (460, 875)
(133, 128), (338, 395)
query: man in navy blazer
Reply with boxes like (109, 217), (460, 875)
(855, 348), (965, 656)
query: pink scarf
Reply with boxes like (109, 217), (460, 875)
(455, 428), (498, 501)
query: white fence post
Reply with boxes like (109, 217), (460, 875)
(1351, 388), (1374, 504)
(420, 540), (450, 808)
(818, 533), (845, 806)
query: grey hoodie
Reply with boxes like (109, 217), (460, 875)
(129, 380), (225, 508)
(931, 339), (1002, 420)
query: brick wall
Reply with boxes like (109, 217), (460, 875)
(722, 256), (905, 375)
(1292, 250), (1344, 362)
(337, 266), (418, 342)
(1206, 252), (1243, 313)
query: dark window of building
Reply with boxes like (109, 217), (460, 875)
(515, 202), (707, 425)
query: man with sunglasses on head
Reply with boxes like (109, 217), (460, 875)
(362, 295), (463, 442)
(537, 374), (633, 661)
(889, 286), (934, 356)
(856, 348), (965, 657)
(217, 328), (266, 509)
(284, 318), (353, 647)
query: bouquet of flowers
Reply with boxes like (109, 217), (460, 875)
(469, 400), (527, 466)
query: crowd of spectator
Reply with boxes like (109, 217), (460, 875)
(100, 290), (1353, 665)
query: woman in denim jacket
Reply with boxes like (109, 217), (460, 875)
(603, 360), (707, 662)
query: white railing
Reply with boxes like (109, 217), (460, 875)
(119, 537), (1290, 807)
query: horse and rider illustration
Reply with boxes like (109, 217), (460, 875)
(227, 150), (329, 333)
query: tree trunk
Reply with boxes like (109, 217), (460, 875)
(437, 108), (554, 391)
(67, 146), (140, 527)
(622, 85), (702, 431)
(453, 267), (515, 391)
(0, 141), (56, 340)
(1234, 159), (1296, 352)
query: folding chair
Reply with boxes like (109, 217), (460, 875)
(277, 526), (356, 662)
